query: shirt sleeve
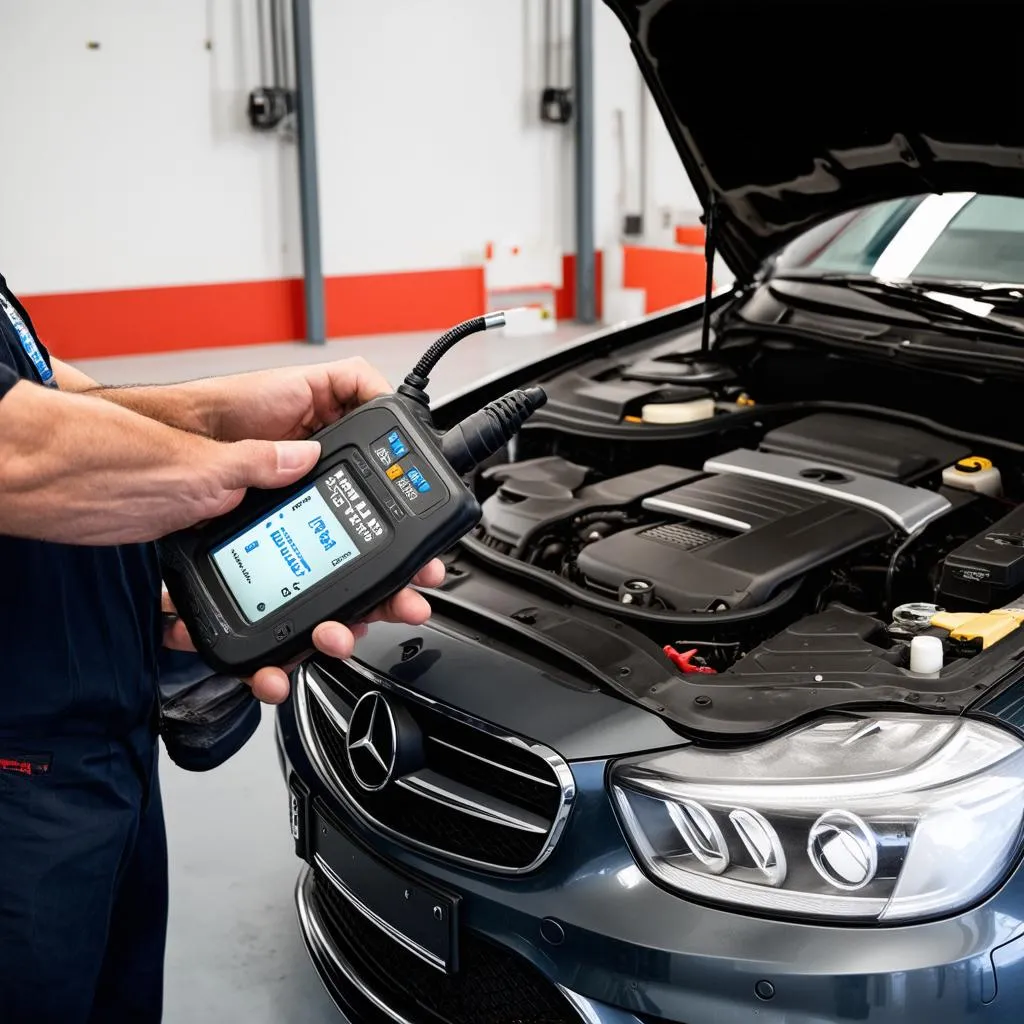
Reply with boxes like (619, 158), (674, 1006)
(0, 362), (18, 401)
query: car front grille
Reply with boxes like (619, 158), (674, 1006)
(295, 659), (574, 873)
(300, 866), (582, 1024)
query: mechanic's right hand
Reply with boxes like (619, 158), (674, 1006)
(0, 381), (324, 547)
(188, 437), (321, 524)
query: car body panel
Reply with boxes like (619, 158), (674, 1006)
(348, 619), (682, 761)
(277, 678), (1024, 1021)
(602, 0), (1024, 279)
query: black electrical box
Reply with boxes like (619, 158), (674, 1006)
(248, 86), (294, 131)
(540, 86), (573, 123)
(939, 504), (1024, 610)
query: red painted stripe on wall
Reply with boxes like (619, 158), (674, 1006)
(325, 267), (486, 338)
(23, 278), (305, 359)
(19, 248), (696, 361)
(674, 225), (706, 247)
(622, 246), (706, 314)
(20, 267), (486, 360)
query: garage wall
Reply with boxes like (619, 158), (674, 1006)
(0, 0), (702, 357)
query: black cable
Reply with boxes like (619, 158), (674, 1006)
(398, 313), (507, 412)
(441, 387), (548, 475)
(883, 526), (927, 620)
(410, 313), (504, 382)
(673, 639), (741, 650)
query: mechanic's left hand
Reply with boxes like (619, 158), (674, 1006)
(161, 557), (446, 704)
(203, 357), (392, 443)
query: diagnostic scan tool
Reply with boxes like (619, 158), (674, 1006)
(158, 313), (546, 676)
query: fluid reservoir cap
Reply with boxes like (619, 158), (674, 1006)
(640, 397), (716, 425)
(892, 602), (943, 634)
(910, 635), (944, 675)
(956, 456), (992, 473)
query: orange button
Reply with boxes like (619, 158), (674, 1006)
(386, 464), (404, 480)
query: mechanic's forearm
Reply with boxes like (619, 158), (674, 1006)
(84, 380), (219, 437)
(0, 380), (225, 544)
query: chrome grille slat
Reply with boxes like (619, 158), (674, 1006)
(396, 770), (549, 834)
(426, 735), (558, 788)
(313, 854), (446, 972)
(306, 678), (351, 733)
(295, 661), (575, 874)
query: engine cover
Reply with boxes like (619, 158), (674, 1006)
(478, 457), (699, 551)
(576, 472), (893, 611)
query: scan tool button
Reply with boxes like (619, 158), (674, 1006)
(352, 451), (372, 477)
(387, 430), (409, 459)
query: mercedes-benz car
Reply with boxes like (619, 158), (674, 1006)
(275, 4), (1024, 1021)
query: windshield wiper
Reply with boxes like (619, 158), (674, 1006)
(774, 273), (1024, 338)
(909, 280), (1024, 307)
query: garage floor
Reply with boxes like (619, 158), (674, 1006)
(70, 324), (594, 1022)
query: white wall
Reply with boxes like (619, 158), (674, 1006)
(0, 0), (698, 297)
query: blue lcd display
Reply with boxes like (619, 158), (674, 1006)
(211, 483), (361, 623)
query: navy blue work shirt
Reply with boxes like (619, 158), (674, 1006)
(0, 274), (162, 739)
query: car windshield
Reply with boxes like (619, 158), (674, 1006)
(773, 193), (1024, 285)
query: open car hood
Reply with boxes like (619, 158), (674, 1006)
(603, 0), (1024, 280)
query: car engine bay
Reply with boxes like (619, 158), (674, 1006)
(437, 320), (1024, 720)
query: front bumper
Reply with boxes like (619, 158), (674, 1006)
(295, 864), (643, 1024)
(277, 691), (1024, 1024)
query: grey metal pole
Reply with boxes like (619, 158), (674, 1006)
(291, 0), (326, 344)
(269, 0), (282, 86)
(573, 0), (596, 324)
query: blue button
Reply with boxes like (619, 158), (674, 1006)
(406, 467), (424, 486)
(388, 432), (409, 458)
(417, 479), (432, 493)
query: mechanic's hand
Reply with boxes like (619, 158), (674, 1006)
(201, 357), (392, 443)
(160, 557), (446, 704)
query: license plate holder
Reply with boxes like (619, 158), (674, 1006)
(313, 807), (460, 974)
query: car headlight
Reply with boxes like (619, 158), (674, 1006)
(611, 714), (1024, 922)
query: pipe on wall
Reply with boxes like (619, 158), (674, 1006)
(291, 0), (326, 345)
(572, 0), (596, 324)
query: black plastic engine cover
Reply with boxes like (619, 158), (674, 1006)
(760, 412), (969, 482)
(724, 606), (905, 678)
(479, 457), (700, 551)
(576, 474), (893, 611)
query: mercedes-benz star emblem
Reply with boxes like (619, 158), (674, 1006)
(346, 691), (398, 791)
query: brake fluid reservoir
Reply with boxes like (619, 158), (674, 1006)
(943, 456), (1002, 496)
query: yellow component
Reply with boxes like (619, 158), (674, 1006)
(385, 464), (404, 480)
(623, 415), (643, 423)
(930, 609), (1024, 649)
(955, 456), (993, 472)
(736, 393), (756, 407)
